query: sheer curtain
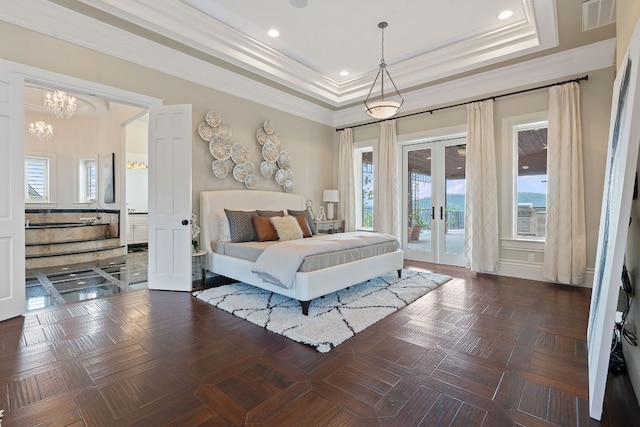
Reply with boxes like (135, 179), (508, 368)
(543, 82), (586, 284)
(465, 100), (500, 272)
(374, 120), (399, 238)
(338, 128), (355, 232)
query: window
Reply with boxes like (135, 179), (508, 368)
(355, 147), (374, 229)
(514, 120), (548, 239)
(24, 156), (50, 202)
(78, 158), (98, 202)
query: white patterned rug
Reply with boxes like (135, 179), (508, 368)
(193, 269), (452, 352)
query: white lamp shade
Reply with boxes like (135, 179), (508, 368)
(365, 100), (402, 119)
(322, 189), (339, 203)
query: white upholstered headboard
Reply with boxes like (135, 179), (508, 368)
(200, 190), (306, 253)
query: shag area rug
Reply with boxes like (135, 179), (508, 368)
(194, 269), (452, 352)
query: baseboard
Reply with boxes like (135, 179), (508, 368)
(496, 258), (594, 288)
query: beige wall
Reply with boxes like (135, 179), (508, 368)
(346, 67), (614, 281)
(619, 2), (640, 408)
(617, 1), (640, 70)
(1, 20), (335, 217)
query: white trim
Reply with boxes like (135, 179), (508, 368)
(334, 39), (616, 127)
(497, 258), (594, 288)
(0, 1), (613, 128)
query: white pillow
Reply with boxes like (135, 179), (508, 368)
(270, 216), (303, 241)
(216, 211), (231, 242)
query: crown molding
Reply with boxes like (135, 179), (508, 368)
(0, 0), (336, 125)
(0, 0), (613, 129)
(74, 0), (558, 106)
(333, 38), (616, 128)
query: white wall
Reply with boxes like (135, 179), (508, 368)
(24, 103), (144, 211)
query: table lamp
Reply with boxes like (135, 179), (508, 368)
(322, 189), (339, 220)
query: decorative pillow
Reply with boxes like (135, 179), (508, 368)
(257, 210), (285, 217)
(293, 215), (312, 238)
(252, 215), (279, 242)
(216, 212), (231, 242)
(224, 209), (258, 242)
(270, 216), (303, 241)
(288, 209), (317, 235)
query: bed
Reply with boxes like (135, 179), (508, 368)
(200, 190), (404, 315)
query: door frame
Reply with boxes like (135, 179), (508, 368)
(399, 127), (467, 266)
(1, 58), (162, 319)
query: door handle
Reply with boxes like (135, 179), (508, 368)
(431, 206), (435, 220)
(182, 219), (189, 225)
(440, 206), (443, 220)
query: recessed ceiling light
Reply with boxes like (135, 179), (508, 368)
(268, 29), (280, 38)
(522, 165), (529, 169)
(340, 70), (349, 76)
(498, 10), (513, 20)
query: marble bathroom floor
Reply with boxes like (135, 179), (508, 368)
(25, 247), (148, 312)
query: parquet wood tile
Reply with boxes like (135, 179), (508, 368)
(1, 261), (639, 426)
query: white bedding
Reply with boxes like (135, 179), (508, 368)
(251, 232), (398, 289)
(200, 190), (404, 315)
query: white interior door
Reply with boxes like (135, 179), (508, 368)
(0, 68), (26, 322)
(403, 137), (467, 266)
(147, 104), (192, 291)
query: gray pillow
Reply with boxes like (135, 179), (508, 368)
(257, 210), (285, 217)
(288, 209), (316, 235)
(224, 209), (258, 242)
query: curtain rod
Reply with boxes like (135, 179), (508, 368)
(336, 75), (589, 132)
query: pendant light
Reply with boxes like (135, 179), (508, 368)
(364, 22), (404, 119)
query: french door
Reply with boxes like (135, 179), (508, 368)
(402, 137), (466, 266)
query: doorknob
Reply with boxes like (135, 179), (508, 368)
(182, 219), (189, 225)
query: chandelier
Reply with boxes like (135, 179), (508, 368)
(364, 22), (404, 119)
(28, 120), (53, 140)
(45, 90), (77, 119)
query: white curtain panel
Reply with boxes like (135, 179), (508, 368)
(543, 82), (586, 284)
(464, 100), (500, 272)
(338, 128), (356, 232)
(374, 120), (400, 238)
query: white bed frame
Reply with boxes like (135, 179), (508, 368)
(200, 190), (404, 314)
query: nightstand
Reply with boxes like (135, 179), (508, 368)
(313, 219), (345, 234)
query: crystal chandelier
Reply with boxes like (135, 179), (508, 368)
(44, 90), (77, 119)
(364, 22), (404, 119)
(28, 120), (54, 140)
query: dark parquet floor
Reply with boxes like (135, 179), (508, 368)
(0, 261), (638, 426)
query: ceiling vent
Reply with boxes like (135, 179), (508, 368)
(582, 0), (616, 31)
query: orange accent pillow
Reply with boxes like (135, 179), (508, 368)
(252, 215), (279, 242)
(293, 215), (312, 238)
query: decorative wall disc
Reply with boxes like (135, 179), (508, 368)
(276, 151), (291, 169)
(206, 111), (221, 127)
(283, 179), (294, 193)
(262, 141), (279, 163)
(216, 125), (233, 140)
(263, 120), (274, 135)
(231, 142), (250, 164)
(209, 138), (232, 160)
(268, 131), (281, 145)
(212, 159), (231, 179)
(244, 174), (257, 189)
(256, 128), (268, 145)
(260, 160), (278, 177)
(198, 122), (215, 141)
(233, 161), (254, 182)
(275, 168), (293, 185)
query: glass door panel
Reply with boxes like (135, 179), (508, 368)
(442, 144), (466, 265)
(406, 148), (433, 261)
